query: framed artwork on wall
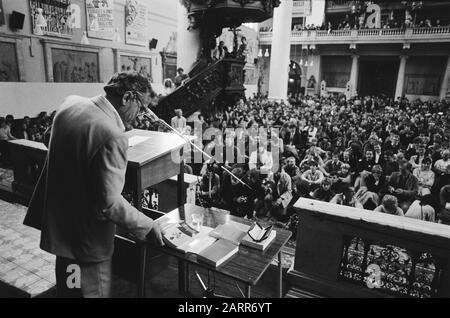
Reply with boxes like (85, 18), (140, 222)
(0, 36), (26, 82)
(41, 39), (102, 82)
(0, 0), (5, 26)
(52, 48), (99, 82)
(120, 55), (152, 82)
(113, 49), (154, 83)
(160, 51), (177, 82)
(0, 42), (20, 82)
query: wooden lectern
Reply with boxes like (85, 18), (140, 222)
(117, 129), (194, 298)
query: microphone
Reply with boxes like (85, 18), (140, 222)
(141, 108), (253, 191)
(142, 107), (160, 123)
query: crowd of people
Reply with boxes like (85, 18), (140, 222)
(260, 16), (448, 33)
(2, 92), (449, 233)
(0, 112), (55, 165)
(142, 94), (450, 233)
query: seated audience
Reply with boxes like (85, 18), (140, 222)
(413, 157), (435, 196)
(404, 194), (435, 222)
(374, 195), (404, 216)
(387, 159), (418, 212)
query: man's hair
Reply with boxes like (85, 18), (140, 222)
(372, 165), (383, 174)
(104, 71), (154, 98)
(422, 157), (432, 165)
(177, 68), (184, 73)
(382, 195), (398, 210)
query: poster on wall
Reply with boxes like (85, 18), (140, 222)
(405, 75), (440, 96)
(52, 48), (99, 83)
(0, 42), (19, 82)
(0, 0), (5, 26)
(125, 0), (148, 47)
(86, 0), (114, 40)
(29, 0), (73, 38)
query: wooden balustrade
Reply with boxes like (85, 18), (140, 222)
(287, 198), (450, 298)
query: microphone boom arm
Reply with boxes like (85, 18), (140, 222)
(142, 110), (252, 190)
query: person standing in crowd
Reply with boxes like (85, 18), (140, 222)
(171, 109), (187, 133)
(24, 71), (163, 298)
(162, 78), (174, 96)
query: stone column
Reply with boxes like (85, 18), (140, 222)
(349, 54), (359, 97)
(395, 55), (408, 99)
(268, 0), (293, 101)
(177, 2), (201, 73)
(439, 55), (450, 100)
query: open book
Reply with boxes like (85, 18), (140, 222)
(161, 222), (216, 254)
(241, 223), (276, 251)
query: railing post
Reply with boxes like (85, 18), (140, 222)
(310, 30), (316, 39)
(351, 29), (357, 38)
(405, 28), (413, 38)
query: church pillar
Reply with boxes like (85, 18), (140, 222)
(439, 55), (450, 100)
(349, 54), (359, 97)
(395, 55), (408, 100)
(268, 0), (293, 101)
(177, 2), (201, 73)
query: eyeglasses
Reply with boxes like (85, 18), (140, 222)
(131, 91), (150, 114)
(247, 222), (273, 243)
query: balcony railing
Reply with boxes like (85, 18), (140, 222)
(259, 26), (450, 44)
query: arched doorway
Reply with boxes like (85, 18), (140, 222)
(288, 60), (302, 99)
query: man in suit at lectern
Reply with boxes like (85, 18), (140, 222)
(24, 71), (164, 298)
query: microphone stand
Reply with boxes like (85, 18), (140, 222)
(142, 110), (252, 190)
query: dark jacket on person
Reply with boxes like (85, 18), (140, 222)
(389, 171), (418, 201)
(364, 174), (388, 196)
